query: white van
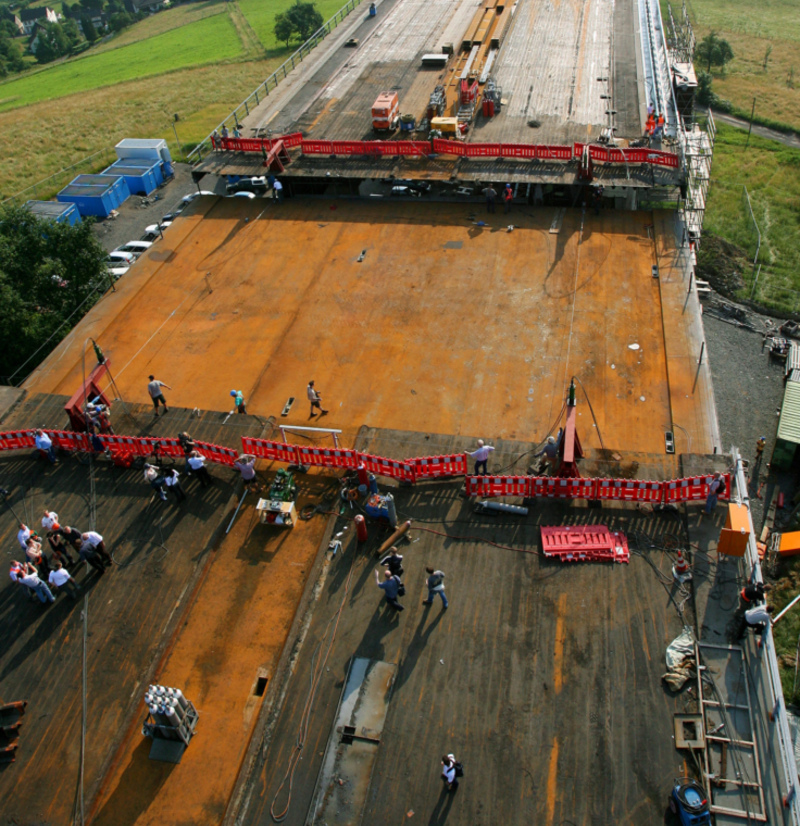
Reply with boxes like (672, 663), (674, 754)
(115, 240), (153, 259)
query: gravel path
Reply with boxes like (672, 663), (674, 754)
(703, 303), (790, 529)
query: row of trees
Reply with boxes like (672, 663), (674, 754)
(0, 204), (108, 384)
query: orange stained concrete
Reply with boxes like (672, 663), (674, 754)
(25, 199), (706, 459)
(89, 479), (332, 826)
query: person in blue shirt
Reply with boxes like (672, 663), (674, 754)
(374, 569), (404, 611)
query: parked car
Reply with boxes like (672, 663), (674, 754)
(106, 263), (130, 280)
(115, 240), (153, 259)
(182, 190), (215, 204)
(226, 176), (268, 194)
(142, 221), (172, 241)
(106, 250), (135, 268)
(229, 191), (257, 199)
(345, 38), (359, 47)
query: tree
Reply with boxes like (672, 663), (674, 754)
(273, 12), (294, 47)
(62, 18), (83, 49)
(0, 35), (25, 76)
(108, 11), (133, 32)
(696, 71), (714, 106)
(696, 32), (734, 73)
(81, 14), (98, 42)
(287, 2), (323, 41)
(273, 2), (323, 46)
(34, 22), (70, 64)
(0, 204), (108, 384)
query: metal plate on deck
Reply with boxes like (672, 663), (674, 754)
(307, 658), (397, 825)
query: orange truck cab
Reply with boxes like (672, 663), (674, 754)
(372, 91), (399, 131)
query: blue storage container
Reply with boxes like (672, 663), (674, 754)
(102, 158), (163, 195)
(25, 200), (82, 226)
(57, 174), (131, 218)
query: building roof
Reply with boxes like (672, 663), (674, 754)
(778, 380), (800, 444)
(19, 6), (54, 21)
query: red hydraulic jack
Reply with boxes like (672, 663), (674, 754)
(556, 379), (584, 478)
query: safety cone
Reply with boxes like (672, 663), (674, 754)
(672, 548), (692, 583)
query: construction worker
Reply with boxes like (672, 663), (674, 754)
(468, 439), (495, 475)
(503, 183), (513, 213)
(756, 436), (766, 459)
(535, 436), (559, 473)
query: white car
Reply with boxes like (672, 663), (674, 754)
(106, 250), (135, 267)
(182, 190), (215, 204)
(115, 240), (153, 259)
(229, 191), (256, 199)
(142, 222), (172, 241)
(107, 264), (130, 280)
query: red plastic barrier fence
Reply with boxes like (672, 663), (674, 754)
(431, 138), (466, 156)
(295, 446), (359, 469)
(214, 133), (303, 152)
(301, 140), (335, 155)
(466, 475), (530, 498)
(664, 474), (731, 503)
(194, 440), (237, 467)
(530, 477), (591, 499)
(500, 143), (537, 159)
(412, 454), (468, 479)
(139, 437), (184, 459)
(595, 479), (660, 502)
(95, 434), (143, 456)
(44, 430), (90, 452)
(0, 430), (35, 451)
(359, 453), (415, 482)
(240, 437), (299, 464)
(537, 145), (573, 161)
(463, 143), (502, 158)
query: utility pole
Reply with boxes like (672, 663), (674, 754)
(744, 97), (756, 151)
(171, 113), (184, 158)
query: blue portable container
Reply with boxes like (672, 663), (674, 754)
(25, 200), (82, 226)
(57, 174), (131, 218)
(102, 158), (163, 195)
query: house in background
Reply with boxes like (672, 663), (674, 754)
(5, 12), (24, 36)
(19, 7), (58, 36)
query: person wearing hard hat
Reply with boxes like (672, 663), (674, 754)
(468, 439), (495, 475)
(535, 436), (559, 473)
(756, 436), (766, 460)
(231, 389), (246, 414)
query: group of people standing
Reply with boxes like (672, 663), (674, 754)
(10, 510), (111, 604)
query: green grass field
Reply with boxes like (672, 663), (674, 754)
(239, 0), (351, 54)
(0, 13), (244, 113)
(686, 0), (800, 130)
(705, 122), (800, 309)
(89, 0), (229, 54)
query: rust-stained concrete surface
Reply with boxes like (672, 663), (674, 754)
(25, 200), (712, 462)
(2, 197), (719, 825)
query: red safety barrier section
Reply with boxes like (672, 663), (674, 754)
(431, 138), (466, 156)
(465, 475), (530, 498)
(530, 477), (592, 499)
(295, 446), (359, 469)
(43, 430), (90, 452)
(139, 437), (184, 458)
(595, 479), (661, 502)
(463, 143), (502, 158)
(541, 526), (630, 564)
(412, 454), (468, 479)
(359, 453), (415, 482)
(194, 440), (237, 467)
(214, 133), (303, 152)
(664, 474), (731, 503)
(0, 430), (35, 451)
(301, 140), (429, 156)
(96, 434), (144, 456)
(240, 437), (299, 464)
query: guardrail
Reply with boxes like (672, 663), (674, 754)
(188, 0), (367, 163)
(733, 451), (800, 823)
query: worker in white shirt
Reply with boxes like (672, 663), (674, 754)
(187, 450), (212, 487)
(467, 439), (495, 475)
(48, 561), (80, 599)
(41, 509), (59, 533)
(81, 531), (112, 568)
(737, 602), (775, 639)
(17, 523), (32, 549)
